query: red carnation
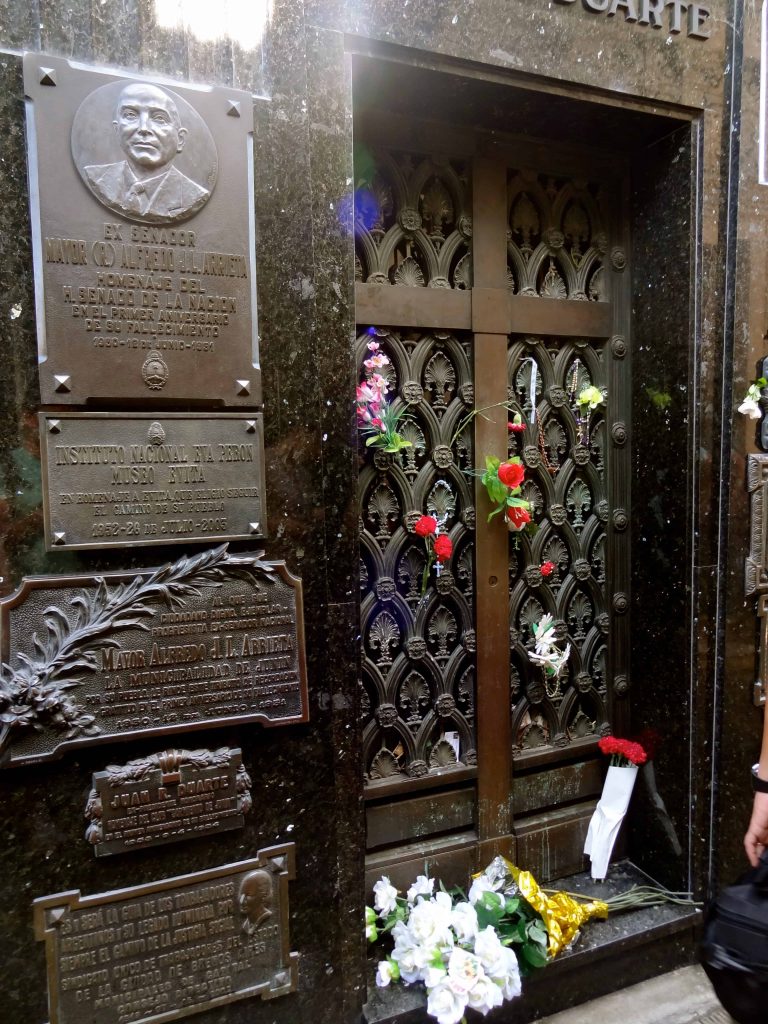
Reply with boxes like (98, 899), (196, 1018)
(598, 737), (621, 757)
(414, 515), (437, 538)
(599, 735), (647, 766)
(508, 421), (525, 433)
(506, 506), (531, 531)
(498, 462), (525, 489)
(540, 561), (555, 577)
(434, 534), (453, 563)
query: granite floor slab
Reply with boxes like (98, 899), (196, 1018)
(534, 965), (731, 1024)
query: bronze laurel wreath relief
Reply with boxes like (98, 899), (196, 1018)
(0, 545), (277, 760)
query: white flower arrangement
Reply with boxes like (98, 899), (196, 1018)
(528, 613), (571, 680)
(368, 857), (700, 1023)
(367, 865), (524, 1024)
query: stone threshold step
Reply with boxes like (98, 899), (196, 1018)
(363, 860), (702, 1024)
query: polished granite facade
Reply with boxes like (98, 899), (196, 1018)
(0, 1), (756, 1022)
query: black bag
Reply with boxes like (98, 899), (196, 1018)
(700, 852), (768, 1024)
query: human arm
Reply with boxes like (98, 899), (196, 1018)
(744, 701), (768, 867)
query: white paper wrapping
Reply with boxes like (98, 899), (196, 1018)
(583, 763), (638, 880)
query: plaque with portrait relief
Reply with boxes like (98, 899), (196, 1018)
(34, 847), (298, 1024)
(23, 53), (261, 406)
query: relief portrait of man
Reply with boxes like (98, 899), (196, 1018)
(82, 82), (211, 223)
(238, 869), (274, 936)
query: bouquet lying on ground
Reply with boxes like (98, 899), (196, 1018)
(368, 856), (697, 1024)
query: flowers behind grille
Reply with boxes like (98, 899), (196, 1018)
(738, 377), (766, 420)
(413, 515), (453, 595)
(527, 613), (570, 680)
(480, 455), (534, 534)
(357, 340), (412, 452)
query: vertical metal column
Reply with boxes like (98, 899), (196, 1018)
(472, 155), (515, 855)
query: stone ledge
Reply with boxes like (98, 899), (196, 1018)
(363, 861), (701, 1024)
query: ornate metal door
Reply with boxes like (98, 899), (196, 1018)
(355, 120), (630, 888)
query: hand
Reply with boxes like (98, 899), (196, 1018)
(744, 791), (768, 866)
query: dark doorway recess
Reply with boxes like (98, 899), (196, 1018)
(352, 50), (701, 900)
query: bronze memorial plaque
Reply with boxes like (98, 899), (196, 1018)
(86, 747), (252, 857)
(34, 846), (298, 1024)
(23, 53), (260, 406)
(39, 412), (266, 550)
(0, 547), (308, 767)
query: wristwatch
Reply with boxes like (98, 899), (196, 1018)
(752, 765), (768, 793)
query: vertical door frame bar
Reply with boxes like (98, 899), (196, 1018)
(472, 155), (514, 849)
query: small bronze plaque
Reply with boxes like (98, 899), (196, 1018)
(86, 747), (252, 857)
(0, 547), (308, 767)
(23, 53), (260, 406)
(39, 412), (266, 550)
(34, 847), (298, 1024)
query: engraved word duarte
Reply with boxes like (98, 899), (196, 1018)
(553, 0), (711, 39)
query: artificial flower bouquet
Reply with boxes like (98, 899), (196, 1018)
(584, 737), (648, 881)
(368, 856), (608, 1024)
(413, 515), (453, 594)
(357, 339), (412, 452)
(479, 455), (534, 534)
(368, 855), (697, 1023)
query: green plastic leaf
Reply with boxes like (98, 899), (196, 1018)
(521, 942), (549, 969)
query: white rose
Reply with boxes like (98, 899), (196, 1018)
(447, 946), (484, 995)
(499, 949), (522, 1001)
(373, 876), (398, 916)
(739, 397), (763, 419)
(376, 960), (397, 987)
(391, 921), (430, 984)
(474, 926), (506, 975)
(451, 901), (478, 943)
(475, 931), (521, 998)
(408, 892), (454, 948)
(422, 962), (448, 988)
(467, 974), (504, 1015)
(468, 875), (496, 904)
(426, 979), (468, 1024)
(407, 874), (435, 904)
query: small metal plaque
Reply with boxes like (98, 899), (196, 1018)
(23, 53), (260, 406)
(39, 412), (266, 550)
(34, 847), (298, 1024)
(86, 747), (252, 857)
(0, 547), (308, 767)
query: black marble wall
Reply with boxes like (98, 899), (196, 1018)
(0, 3), (362, 1023)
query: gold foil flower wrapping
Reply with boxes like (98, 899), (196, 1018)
(506, 860), (608, 957)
